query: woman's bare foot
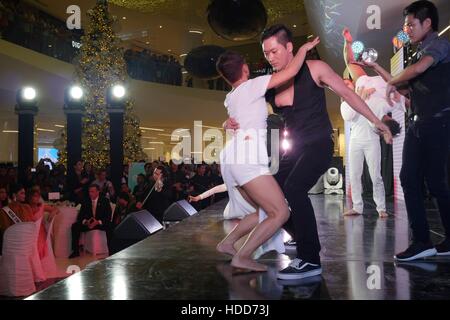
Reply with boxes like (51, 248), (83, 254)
(378, 211), (389, 218)
(343, 209), (362, 216)
(231, 256), (267, 273)
(217, 241), (237, 256)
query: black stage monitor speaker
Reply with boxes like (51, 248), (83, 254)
(163, 200), (198, 221)
(114, 210), (163, 240)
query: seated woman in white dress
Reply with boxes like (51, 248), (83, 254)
(215, 37), (320, 272)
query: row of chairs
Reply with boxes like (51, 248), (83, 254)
(0, 217), (54, 296)
(0, 204), (113, 297)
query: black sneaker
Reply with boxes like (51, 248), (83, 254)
(277, 258), (322, 280)
(435, 239), (450, 256)
(394, 242), (437, 262)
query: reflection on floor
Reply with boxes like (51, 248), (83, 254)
(26, 195), (450, 300)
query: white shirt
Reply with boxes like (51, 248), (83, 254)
(91, 197), (98, 217)
(225, 75), (271, 136)
(340, 76), (405, 141)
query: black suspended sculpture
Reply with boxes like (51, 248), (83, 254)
(207, 0), (267, 41)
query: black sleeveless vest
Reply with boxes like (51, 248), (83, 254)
(266, 62), (333, 141)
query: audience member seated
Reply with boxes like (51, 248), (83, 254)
(167, 160), (187, 202)
(69, 184), (112, 258)
(0, 184), (39, 255)
(66, 160), (90, 204)
(92, 168), (115, 201)
(120, 182), (132, 196)
(136, 166), (171, 222)
(189, 164), (213, 210)
(133, 173), (149, 204)
(82, 161), (96, 184)
(112, 192), (137, 228)
(0, 186), (8, 209)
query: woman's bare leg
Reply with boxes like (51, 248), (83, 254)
(217, 212), (258, 256)
(217, 187), (259, 256)
(231, 175), (289, 272)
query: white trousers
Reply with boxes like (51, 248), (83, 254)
(349, 138), (386, 213)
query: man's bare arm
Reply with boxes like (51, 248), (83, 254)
(309, 60), (393, 144)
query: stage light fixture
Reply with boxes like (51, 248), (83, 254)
(69, 86), (83, 100)
(112, 85), (126, 99)
(107, 84), (127, 108)
(352, 41), (365, 55)
(16, 86), (38, 108)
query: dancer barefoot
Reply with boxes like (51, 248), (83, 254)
(225, 24), (392, 280)
(216, 37), (321, 272)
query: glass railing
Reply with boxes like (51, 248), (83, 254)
(0, 0), (271, 91)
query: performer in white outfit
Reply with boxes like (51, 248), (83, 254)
(341, 28), (405, 218)
(189, 184), (246, 220)
(214, 37), (320, 272)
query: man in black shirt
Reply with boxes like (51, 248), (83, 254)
(386, 1), (450, 261)
(225, 24), (392, 280)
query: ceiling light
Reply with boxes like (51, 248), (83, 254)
(37, 128), (56, 132)
(140, 127), (165, 132)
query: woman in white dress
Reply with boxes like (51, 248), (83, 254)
(215, 37), (320, 272)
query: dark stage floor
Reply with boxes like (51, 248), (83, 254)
(27, 195), (450, 300)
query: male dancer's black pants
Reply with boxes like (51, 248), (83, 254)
(400, 117), (450, 244)
(275, 134), (333, 264)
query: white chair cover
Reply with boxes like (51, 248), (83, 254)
(40, 216), (58, 278)
(30, 217), (46, 282)
(52, 206), (78, 258)
(0, 222), (37, 297)
(84, 230), (109, 255)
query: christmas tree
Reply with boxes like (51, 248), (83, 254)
(58, 0), (144, 168)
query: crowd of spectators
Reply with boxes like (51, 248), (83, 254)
(0, 0), (82, 62)
(0, 158), (226, 258)
(124, 49), (183, 86)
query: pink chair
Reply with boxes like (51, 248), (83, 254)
(0, 222), (37, 297)
(84, 230), (109, 256)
